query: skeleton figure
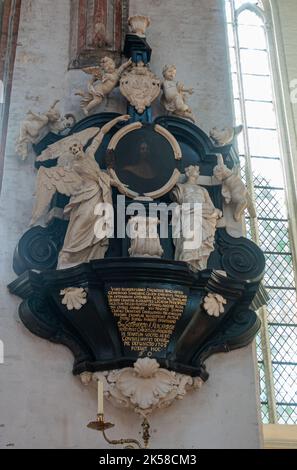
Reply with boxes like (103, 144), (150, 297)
(171, 166), (222, 271)
(161, 64), (195, 123)
(16, 100), (74, 160)
(213, 154), (256, 222)
(31, 115), (130, 269)
(76, 57), (132, 116)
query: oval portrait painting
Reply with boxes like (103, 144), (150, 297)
(107, 124), (181, 197)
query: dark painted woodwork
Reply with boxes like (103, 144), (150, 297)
(9, 112), (265, 382)
(9, 256), (263, 379)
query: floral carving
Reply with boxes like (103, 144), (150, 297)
(203, 293), (227, 318)
(60, 287), (87, 311)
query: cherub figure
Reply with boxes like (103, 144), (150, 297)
(15, 100), (73, 160)
(213, 154), (256, 222)
(76, 57), (132, 116)
(210, 125), (243, 147)
(31, 115), (130, 269)
(161, 64), (195, 123)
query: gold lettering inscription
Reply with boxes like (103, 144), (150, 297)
(108, 288), (188, 354)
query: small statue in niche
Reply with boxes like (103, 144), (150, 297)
(15, 100), (75, 160)
(161, 64), (195, 123)
(128, 216), (164, 259)
(209, 125), (243, 147)
(213, 154), (256, 222)
(76, 56), (132, 116)
(171, 165), (222, 271)
(31, 115), (130, 269)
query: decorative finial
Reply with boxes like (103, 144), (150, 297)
(128, 15), (151, 38)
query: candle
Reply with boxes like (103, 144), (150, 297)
(97, 380), (104, 415)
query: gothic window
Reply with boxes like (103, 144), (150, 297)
(225, 0), (297, 424)
(69, 0), (129, 69)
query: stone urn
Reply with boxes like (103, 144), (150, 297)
(128, 15), (151, 37)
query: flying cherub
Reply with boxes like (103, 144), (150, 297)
(75, 56), (132, 116)
(31, 115), (130, 269)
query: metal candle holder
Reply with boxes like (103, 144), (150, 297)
(87, 414), (151, 449)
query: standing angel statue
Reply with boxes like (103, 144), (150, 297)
(31, 115), (130, 269)
(161, 64), (195, 123)
(75, 56), (132, 116)
(171, 166), (222, 271)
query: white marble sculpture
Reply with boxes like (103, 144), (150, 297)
(60, 287), (87, 311)
(161, 65), (195, 122)
(76, 57), (132, 116)
(120, 61), (161, 114)
(15, 100), (74, 160)
(213, 154), (256, 222)
(128, 216), (164, 258)
(203, 293), (227, 318)
(171, 166), (222, 271)
(210, 125), (243, 147)
(128, 15), (151, 37)
(81, 358), (203, 417)
(31, 115), (130, 269)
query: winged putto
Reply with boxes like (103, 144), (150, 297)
(75, 57), (132, 116)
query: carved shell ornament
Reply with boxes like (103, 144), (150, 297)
(117, 358), (174, 409)
(85, 358), (203, 416)
(203, 293), (227, 318)
(60, 287), (88, 311)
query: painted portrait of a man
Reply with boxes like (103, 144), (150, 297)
(114, 128), (176, 194)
